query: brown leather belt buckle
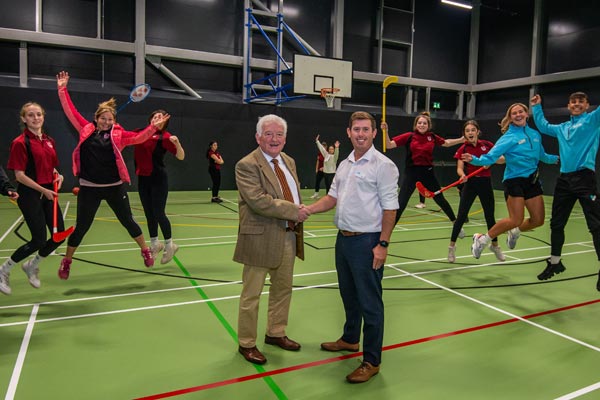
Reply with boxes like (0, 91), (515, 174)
(340, 230), (364, 237)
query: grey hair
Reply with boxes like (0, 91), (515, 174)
(256, 114), (287, 136)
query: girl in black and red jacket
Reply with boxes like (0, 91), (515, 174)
(0, 102), (65, 295)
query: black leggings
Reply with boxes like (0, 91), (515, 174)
(67, 184), (142, 247)
(324, 173), (335, 193)
(396, 166), (456, 224)
(314, 170), (324, 192)
(138, 174), (171, 239)
(12, 184), (65, 262)
(209, 167), (221, 198)
(450, 177), (497, 242)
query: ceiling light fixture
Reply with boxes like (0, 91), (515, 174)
(441, 0), (473, 10)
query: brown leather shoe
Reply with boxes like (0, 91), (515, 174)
(238, 346), (267, 364)
(264, 335), (301, 351)
(321, 338), (359, 352)
(346, 361), (380, 383)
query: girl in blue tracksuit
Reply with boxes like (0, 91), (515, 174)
(531, 92), (600, 289)
(461, 102), (559, 259)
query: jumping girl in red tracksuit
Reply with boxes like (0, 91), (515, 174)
(0, 102), (66, 295)
(55, 71), (170, 280)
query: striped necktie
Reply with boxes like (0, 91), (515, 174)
(272, 159), (296, 230)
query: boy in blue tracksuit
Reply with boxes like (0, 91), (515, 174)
(462, 102), (558, 260)
(531, 92), (600, 291)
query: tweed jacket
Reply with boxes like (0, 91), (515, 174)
(233, 147), (304, 268)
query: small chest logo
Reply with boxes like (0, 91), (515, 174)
(46, 142), (54, 149)
(427, 136), (432, 142)
(104, 133), (111, 140)
(480, 145), (487, 151)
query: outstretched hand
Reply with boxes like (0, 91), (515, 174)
(56, 71), (70, 89)
(152, 113), (171, 130)
(530, 94), (541, 106)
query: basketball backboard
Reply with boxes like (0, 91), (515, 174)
(293, 54), (352, 98)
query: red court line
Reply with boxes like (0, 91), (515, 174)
(135, 298), (600, 400)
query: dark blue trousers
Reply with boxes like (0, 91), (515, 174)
(335, 231), (384, 366)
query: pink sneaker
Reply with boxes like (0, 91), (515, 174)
(58, 258), (72, 280)
(141, 247), (154, 267)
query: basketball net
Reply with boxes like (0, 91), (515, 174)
(320, 88), (340, 108)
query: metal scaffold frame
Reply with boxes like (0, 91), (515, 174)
(243, 0), (311, 105)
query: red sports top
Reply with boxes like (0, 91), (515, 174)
(453, 139), (494, 177)
(8, 129), (58, 185)
(134, 131), (177, 176)
(392, 131), (446, 167)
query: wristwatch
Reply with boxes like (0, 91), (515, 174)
(378, 240), (389, 248)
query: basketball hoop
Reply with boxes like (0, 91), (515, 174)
(320, 88), (340, 108)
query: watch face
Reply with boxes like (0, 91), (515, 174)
(379, 240), (389, 248)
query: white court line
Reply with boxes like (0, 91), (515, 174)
(0, 278), (344, 328)
(0, 245), (594, 314)
(0, 216), (23, 245)
(390, 265), (600, 353)
(5, 304), (39, 400)
(554, 381), (600, 400)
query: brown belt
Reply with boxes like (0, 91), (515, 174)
(339, 230), (364, 237)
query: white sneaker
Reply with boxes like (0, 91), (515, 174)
(161, 243), (179, 264)
(506, 228), (520, 249)
(0, 269), (11, 295)
(22, 259), (41, 288)
(489, 244), (506, 262)
(415, 203), (426, 209)
(448, 246), (456, 263)
(150, 242), (165, 258)
(458, 228), (465, 239)
(471, 234), (487, 259)
(310, 193), (319, 199)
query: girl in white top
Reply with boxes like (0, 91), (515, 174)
(315, 134), (340, 193)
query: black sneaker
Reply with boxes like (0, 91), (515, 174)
(537, 259), (566, 281)
(596, 270), (600, 292)
(211, 197), (223, 203)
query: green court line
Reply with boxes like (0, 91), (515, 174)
(173, 256), (288, 400)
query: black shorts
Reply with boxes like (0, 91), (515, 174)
(503, 174), (543, 200)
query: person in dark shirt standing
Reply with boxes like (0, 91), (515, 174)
(206, 141), (224, 203)
(56, 71), (170, 280)
(134, 110), (185, 264)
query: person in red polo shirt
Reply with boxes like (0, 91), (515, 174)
(382, 111), (464, 225)
(0, 102), (66, 295)
(448, 120), (505, 263)
(134, 109), (185, 264)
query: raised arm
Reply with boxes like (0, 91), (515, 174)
(315, 137), (327, 157)
(380, 122), (397, 149)
(169, 136), (185, 160)
(56, 71), (90, 132)
(530, 94), (561, 137)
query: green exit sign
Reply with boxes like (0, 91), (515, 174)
(432, 102), (441, 109)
